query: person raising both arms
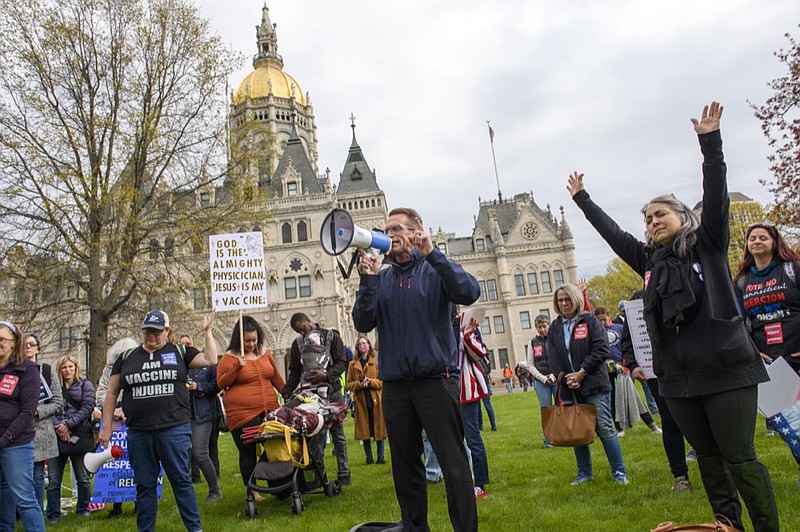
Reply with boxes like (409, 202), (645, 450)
(566, 101), (778, 531)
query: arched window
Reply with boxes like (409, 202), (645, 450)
(297, 220), (308, 242)
(282, 222), (292, 244)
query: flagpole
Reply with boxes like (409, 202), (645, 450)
(486, 120), (502, 202)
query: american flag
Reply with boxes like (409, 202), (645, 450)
(767, 412), (800, 464)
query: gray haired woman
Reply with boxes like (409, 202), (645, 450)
(566, 101), (778, 531)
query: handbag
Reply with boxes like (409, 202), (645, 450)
(651, 515), (740, 531)
(540, 372), (596, 447)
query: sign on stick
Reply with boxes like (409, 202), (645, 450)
(209, 232), (268, 312)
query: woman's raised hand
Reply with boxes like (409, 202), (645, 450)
(566, 171), (585, 197)
(690, 101), (723, 135)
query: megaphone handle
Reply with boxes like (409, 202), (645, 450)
(336, 250), (360, 279)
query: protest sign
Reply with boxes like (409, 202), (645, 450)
(91, 421), (163, 503)
(209, 232), (268, 312)
(622, 299), (655, 379)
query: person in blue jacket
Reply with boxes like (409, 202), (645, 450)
(353, 207), (480, 532)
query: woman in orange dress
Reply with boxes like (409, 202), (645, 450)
(217, 316), (285, 499)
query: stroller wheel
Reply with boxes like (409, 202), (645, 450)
(291, 493), (304, 515)
(325, 478), (341, 497)
(245, 498), (257, 519)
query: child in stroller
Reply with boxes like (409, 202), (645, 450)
(240, 383), (347, 517)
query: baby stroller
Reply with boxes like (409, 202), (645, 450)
(240, 383), (347, 517)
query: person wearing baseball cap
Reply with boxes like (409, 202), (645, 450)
(98, 309), (218, 532)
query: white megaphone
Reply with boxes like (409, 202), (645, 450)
(84, 445), (125, 474)
(320, 209), (391, 256)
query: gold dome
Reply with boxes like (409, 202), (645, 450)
(234, 65), (306, 106)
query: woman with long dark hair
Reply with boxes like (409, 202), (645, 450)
(734, 222), (800, 483)
(567, 101), (778, 531)
(216, 315), (285, 500)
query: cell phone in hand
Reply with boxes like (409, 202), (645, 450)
(69, 435), (80, 444)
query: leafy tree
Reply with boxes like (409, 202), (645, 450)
(0, 0), (249, 381)
(587, 257), (642, 309)
(751, 25), (800, 234)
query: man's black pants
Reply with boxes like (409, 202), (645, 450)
(383, 376), (477, 532)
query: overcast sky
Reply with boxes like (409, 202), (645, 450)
(197, 0), (798, 277)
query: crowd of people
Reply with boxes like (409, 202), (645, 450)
(3, 101), (800, 532)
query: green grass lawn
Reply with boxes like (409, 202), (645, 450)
(48, 390), (800, 531)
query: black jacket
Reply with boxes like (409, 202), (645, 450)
(547, 312), (612, 401)
(572, 130), (767, 398)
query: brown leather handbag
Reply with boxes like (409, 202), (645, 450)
(651, 515), (741, 532)
(540, 372), (596, 446)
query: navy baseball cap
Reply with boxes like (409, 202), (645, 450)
(142, 310), (170, 330)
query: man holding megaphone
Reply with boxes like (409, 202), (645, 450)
(353, 207), (480, 532)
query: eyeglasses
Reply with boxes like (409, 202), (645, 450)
(0, 338), (15, 345)
(383, 224), (411, 234)
(25, 341), (38, 348)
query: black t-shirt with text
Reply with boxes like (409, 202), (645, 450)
(111, 343), (199, 431)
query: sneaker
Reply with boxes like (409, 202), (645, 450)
(570, 474), (593, 486)
(672, 475), (692, 492)
(613, 473), (630, 485)
(544, 442), (554, 449)
(650, 425), (663, 435)
(474, 486), (487, 499)
(427, 475), (443, 484)
(107, 508), (122, 519)
(376, 457), (386, 464)
(491, 426), (497, 431)
(617, 430), (625, 438)
(338, 474), (351, 486)
(207, 490), (223, 503)
(365, 457), (374, 465)
(686, 448), (698, 461)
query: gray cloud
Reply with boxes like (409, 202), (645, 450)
(199, 0), (797, 276)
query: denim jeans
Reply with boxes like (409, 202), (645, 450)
(478, 395), (497, 430)
(421, 429), (442, 481)
(460, 401), (489, 487)
(128, 423), (202, 532)
(0, 440), (46, 532)
(191, 419), (219, 492)
(363, 439), (385, 461)
(33, 460), (45, 514)
(573, 391), (626, 478)
(46, 452), (92, 520)
(534, 380), (558, 445)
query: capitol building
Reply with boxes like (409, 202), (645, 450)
(195, 4), (579, 377)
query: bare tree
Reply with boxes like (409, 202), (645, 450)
(0, 0), (253, 380)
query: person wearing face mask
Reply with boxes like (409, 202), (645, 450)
(354, 207), (480, 532)
(567, 101), (778, 531)
(216, 315), (284, 503)
(345, 336), (386, 465)
(98, 310), (218, 532)
(0, 321), (46, 532)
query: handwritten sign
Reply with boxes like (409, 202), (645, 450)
(209, 232), (268, 312)
(92, 422), (163, 503)
(622, 299), (655, 379)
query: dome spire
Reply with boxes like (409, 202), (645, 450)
(254, 3), (283, 69)
(349, 112), (360, 149)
